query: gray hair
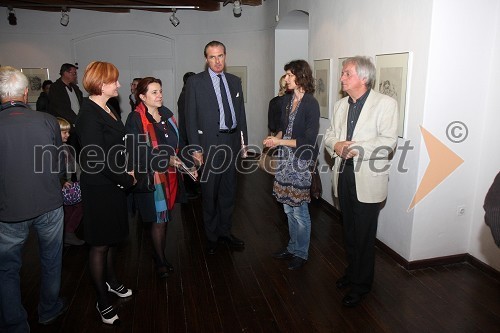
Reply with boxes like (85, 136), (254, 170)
(0, 66), (28, 101)
(343, 56), (376, 90)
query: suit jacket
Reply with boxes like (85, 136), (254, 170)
(48, 78), (83, 125)
(75, 98), (134, 189)
(185, 70), (248, 157)
(324, 90), (398, 203)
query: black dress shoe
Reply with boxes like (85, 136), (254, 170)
(272, 249), (294, 260)
(219, 234), (245, 248)
(207, 241), (218, 255)
(342, 292), (364, 307)
(287, 257), (307, 270)
(336, 276), (351, 289)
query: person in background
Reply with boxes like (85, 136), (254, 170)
(264, 60), (320, 271)
(268, 74), (287, 135)
(49, 63), (83, 125)
(57, 117), (85, 246)
(126, 77), (193, 278)
(49, 63), (83, 155)
(0, 66), (67, 332)
(36, 79), (52, 112)
(129, 77), (142, 112)
(324, 56), (398, 307)
(484, 171), (500, 247)
(75, 61), (136, 325)
(177, 71), (199, 199)
(185, 40), (248, 255)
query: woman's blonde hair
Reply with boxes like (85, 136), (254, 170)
(56, 117), (71, 131)
(278, 74), (287, 97)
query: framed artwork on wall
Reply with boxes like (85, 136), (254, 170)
(375, 52), (410, 138)
(226, 66), (247, 102)
(313, 59), (332, 118)
(21, 68), (49, 103)
(337, 57), (349, 102)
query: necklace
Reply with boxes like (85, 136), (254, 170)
(89, 96), (111, 113)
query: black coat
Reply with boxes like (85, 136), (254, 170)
(48, 78), (83, 124)
(75, 98), (134, 245)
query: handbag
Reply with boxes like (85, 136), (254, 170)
(258, 147), (279, 175)
(133, 170), (155, 193)
(310, 162), (322, 200)
(62, 181), (82, 206)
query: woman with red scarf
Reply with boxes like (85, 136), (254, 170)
(125, 77), (193, 278)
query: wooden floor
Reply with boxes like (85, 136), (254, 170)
(21, 166), (500, 332)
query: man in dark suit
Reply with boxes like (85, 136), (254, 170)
(48, 63), (83, 153)
(185, 41), (248, 254)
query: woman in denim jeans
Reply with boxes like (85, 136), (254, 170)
(263, 60), (320, 270)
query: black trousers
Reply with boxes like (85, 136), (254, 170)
(199, 132), (239, 242)
(338, 163), (381, 294)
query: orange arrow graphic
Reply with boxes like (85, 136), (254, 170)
(408, 126), (464, 211)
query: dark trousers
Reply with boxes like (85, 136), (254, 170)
(338, 163), (381, 294)
(199, 132), (238, 242)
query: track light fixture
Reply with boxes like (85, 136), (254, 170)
(7, 7), (17, 26)
(233, 1), (242, 17)
(169, 8), (180, 27)
(60, 8), (69, 26)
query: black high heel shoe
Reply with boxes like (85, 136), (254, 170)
(152, 253), (174, 278)
(96, 303), (120, 325)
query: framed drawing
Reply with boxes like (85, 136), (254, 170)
(226, 66), (247, 102)
(313, 59), (331, 118)
(337, 57), (349, 102)
(375, 53), (410, 138)
(21, 68), (49, 103)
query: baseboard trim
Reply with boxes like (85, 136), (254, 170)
(318, 200), (500, 281)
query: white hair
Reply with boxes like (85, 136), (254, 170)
(0, 66), (29, 101)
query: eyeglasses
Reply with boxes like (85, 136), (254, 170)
(67, 71), (77, 76)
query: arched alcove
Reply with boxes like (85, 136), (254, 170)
(274, 10), (309, 94)
(72, 31), (175, 122)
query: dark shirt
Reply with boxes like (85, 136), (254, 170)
(0, 101), (63, 222)
(484, 172), (500, 247)
(268, 95), (285, 133)
(36, 91), (50, 112)
(346, 89), (371, 141)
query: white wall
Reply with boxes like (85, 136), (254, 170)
(0, 3), (277, 147)
(279, 0), (500, 271)
(1, 0), (499, 270)
(414, 0), (500, 267)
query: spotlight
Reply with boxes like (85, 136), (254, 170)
(169, 9), (180, 27)
(60, 8), (69, 26)
(233, 0), (242, 17)
(7, 7), (17, 26)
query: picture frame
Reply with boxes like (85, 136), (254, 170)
(226, 66), (247, 102)
(375, 53), (410, 138)
(313, 59), (332, 118)
(337, 57), (349, 102)
(21, 68), (49, 103)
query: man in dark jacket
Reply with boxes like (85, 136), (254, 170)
(48, 63), (83, 124)
(0, 66), (67, 332)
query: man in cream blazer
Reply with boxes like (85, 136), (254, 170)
(324, 56), (398, 307)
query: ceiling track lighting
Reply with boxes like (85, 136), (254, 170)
(233, 1), (242, 17)
(60, 7), (69, 26)
(169, 8), (180, 27)
(7, 6), (17, 25)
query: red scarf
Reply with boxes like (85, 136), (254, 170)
(135, 103), (178, 213)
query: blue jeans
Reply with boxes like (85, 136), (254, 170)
(284, 202), (311, 260)
(0, 206), (64, 333)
